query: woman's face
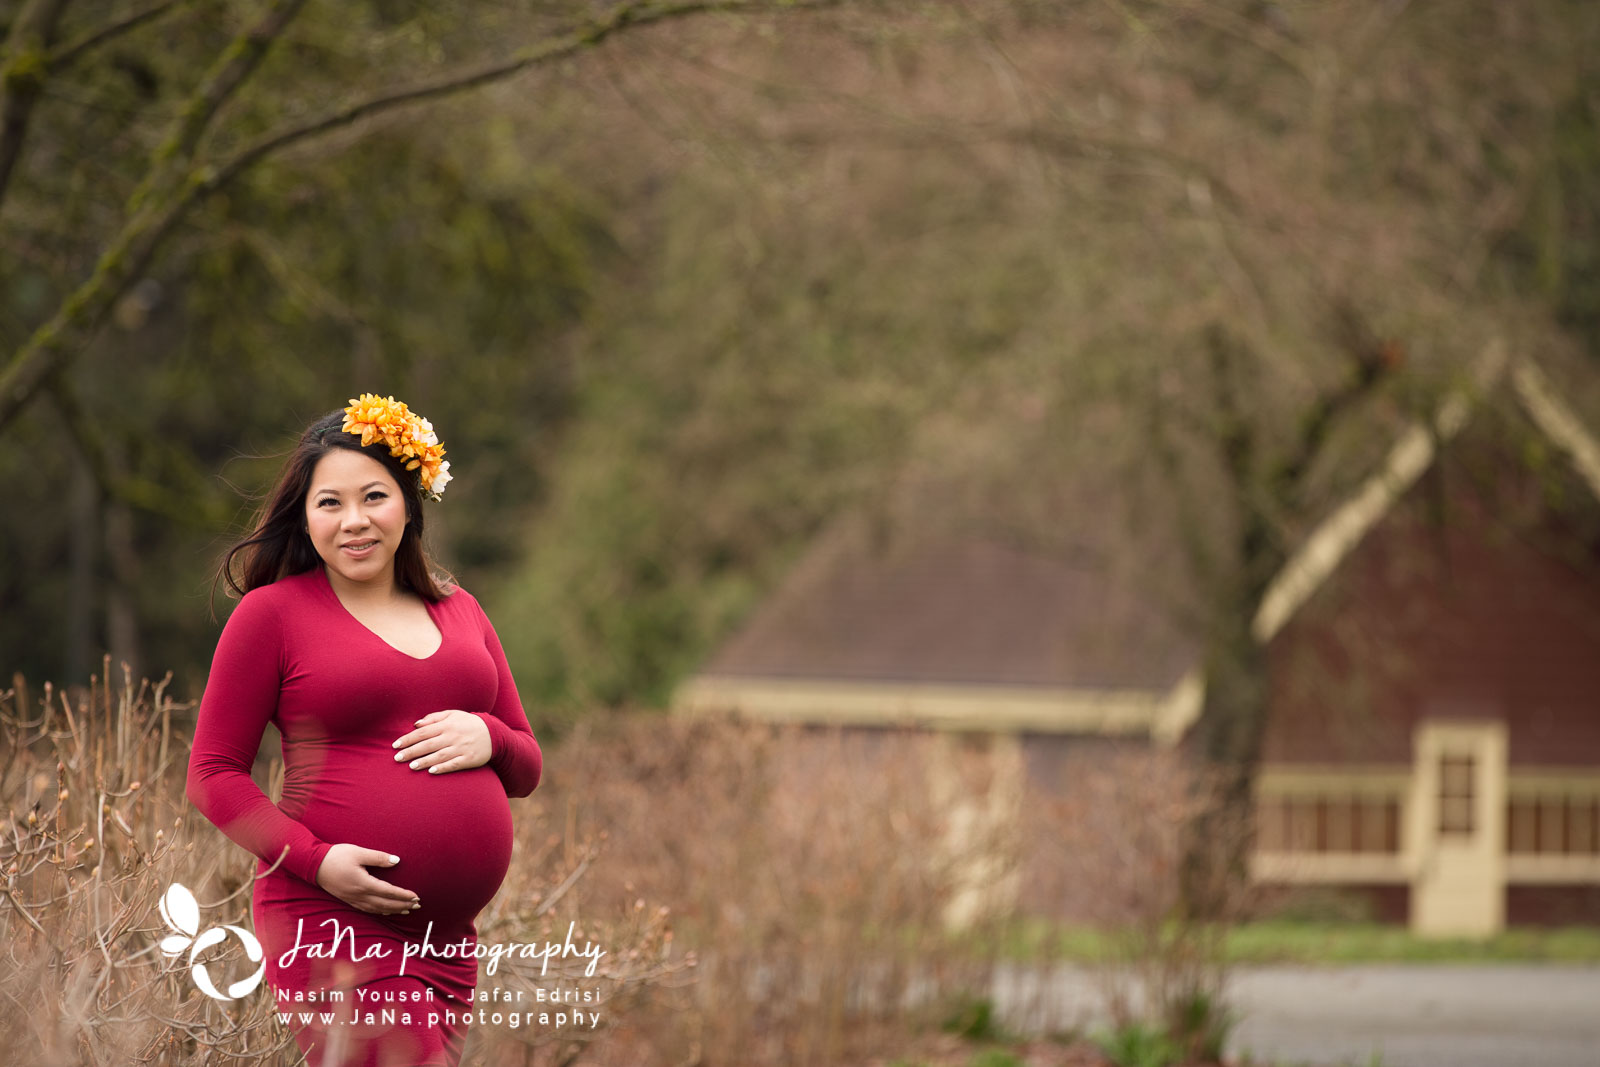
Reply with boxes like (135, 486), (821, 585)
(304, 448), (409, 592)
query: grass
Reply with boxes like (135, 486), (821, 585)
(1226, 920), (1600, 964)
(996, 918), (1600, 965)
(1094, 1021), (1182, 1067)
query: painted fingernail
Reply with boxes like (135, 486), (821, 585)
(428, 766), (440, 774)
(392, 739), (401, 748)
(389, 855), (400, 864)
(394, 752), (404, 761)
(409, 760), (421, 769)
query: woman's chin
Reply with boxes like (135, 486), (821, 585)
(322, 556), (395, 586)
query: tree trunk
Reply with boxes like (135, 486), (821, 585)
(67, 449), (97, 684)
(1181, 617), (1270, 921)
(104, 489), (142, 679)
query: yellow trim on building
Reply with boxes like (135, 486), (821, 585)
(672, 674), (1193, 736)
(1507, 771), (1600, 796)
(1251, 852), (1411, 884)
(1251, 341), (1507, 644)
(1255, 766), (1412, 795)
(1506, 856), (1600, 884)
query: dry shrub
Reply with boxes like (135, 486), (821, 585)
(540, 714), (1011, 1067)
(2, 670), (1011, 1067)
(0, 662), (291, 1065)
(0, 667), (683, 1067)
(1025, 745), (1257, 1059)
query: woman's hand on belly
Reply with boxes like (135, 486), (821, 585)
(314, 844), (423, 915)
(391, 709), (491, 775)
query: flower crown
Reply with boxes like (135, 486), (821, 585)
(341, 393), (452, 501)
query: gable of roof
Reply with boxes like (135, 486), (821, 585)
(677, 344), (1600, 738)
(1253, 345), (1600, 643)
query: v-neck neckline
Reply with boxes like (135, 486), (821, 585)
(315, 565), (444, 661)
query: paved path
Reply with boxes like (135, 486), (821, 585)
(990, 963), (1600, 1067)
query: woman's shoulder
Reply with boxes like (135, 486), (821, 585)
(435, 578), (481, 612)
(225, 570), (320, 623)
(254, 568), (323, 602)
(435, 581), (506, 636)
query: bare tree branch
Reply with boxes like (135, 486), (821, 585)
(1170, 0), (1317, 83)
(1141, 370), (1226, 629)
(763, 117), (1253, 224)
(0, 0), (837, 436)
(1206, 323), (1256, 503)
(0, 0), (308, 433)
(203, 0), (836, 193)
(1203, 322), (1286, 594)
(134, 0), (308, 206)
(46, 0), (191, 73)
(1269, 298), (1402, 507)
(0, 0), (73, 212)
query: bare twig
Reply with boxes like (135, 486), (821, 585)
(4, 885), (48, 935)
(205, 0), (835, 191)
(46, 0), (191, 72)
(1169, 0), (1317, 82)
(199, 845), (289, 909)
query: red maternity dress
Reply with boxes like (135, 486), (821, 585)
(187, 566), (542, 1067)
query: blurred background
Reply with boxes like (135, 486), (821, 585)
(6, 0), (1596, 721)
(3, 2), (1600, 1065)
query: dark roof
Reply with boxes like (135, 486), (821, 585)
(701, 513), (1196, 691)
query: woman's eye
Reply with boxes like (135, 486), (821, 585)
(316, 498), (337, 507)
(366, 491), (387, 501)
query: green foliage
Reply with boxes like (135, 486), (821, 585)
(1260, 888), (1378, 925)
(0, 112), (605, 686)
(1500, 88), (1600, 360)
(993, 916), (1600, 965)
(965, 1051), (1024, 1067)
(1095, 1021), (1184, 1067)
(0, 0), (653, 688)
(1, 48), (48, 93)
(941, 994), (1004, 1043)
(1169, 988), (1233, 1064)
(1095, 994), (1231, 1067)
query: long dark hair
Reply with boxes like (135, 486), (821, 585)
(210, 408), (455, 616)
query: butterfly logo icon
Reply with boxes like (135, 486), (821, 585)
(158, 883), (266, 1000)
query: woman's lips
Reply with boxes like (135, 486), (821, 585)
(342, 540), (378, 558)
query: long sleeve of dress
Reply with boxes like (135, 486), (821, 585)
(186, 592), (333, 886)
(466, 599), (542, 798)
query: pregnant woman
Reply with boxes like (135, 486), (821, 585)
(187, 394), (542, 1066)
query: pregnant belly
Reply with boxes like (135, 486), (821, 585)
(288, 748), (514, 931)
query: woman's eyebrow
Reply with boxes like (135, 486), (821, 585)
(311, 480), (387, 496)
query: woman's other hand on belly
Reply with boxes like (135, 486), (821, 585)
(314, 845), (423, 915)
(391, 710), (491, 775)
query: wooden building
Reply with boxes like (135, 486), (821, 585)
(674, 357), (1600, 936)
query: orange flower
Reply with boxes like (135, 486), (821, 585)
(341, 393), (450, 500)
